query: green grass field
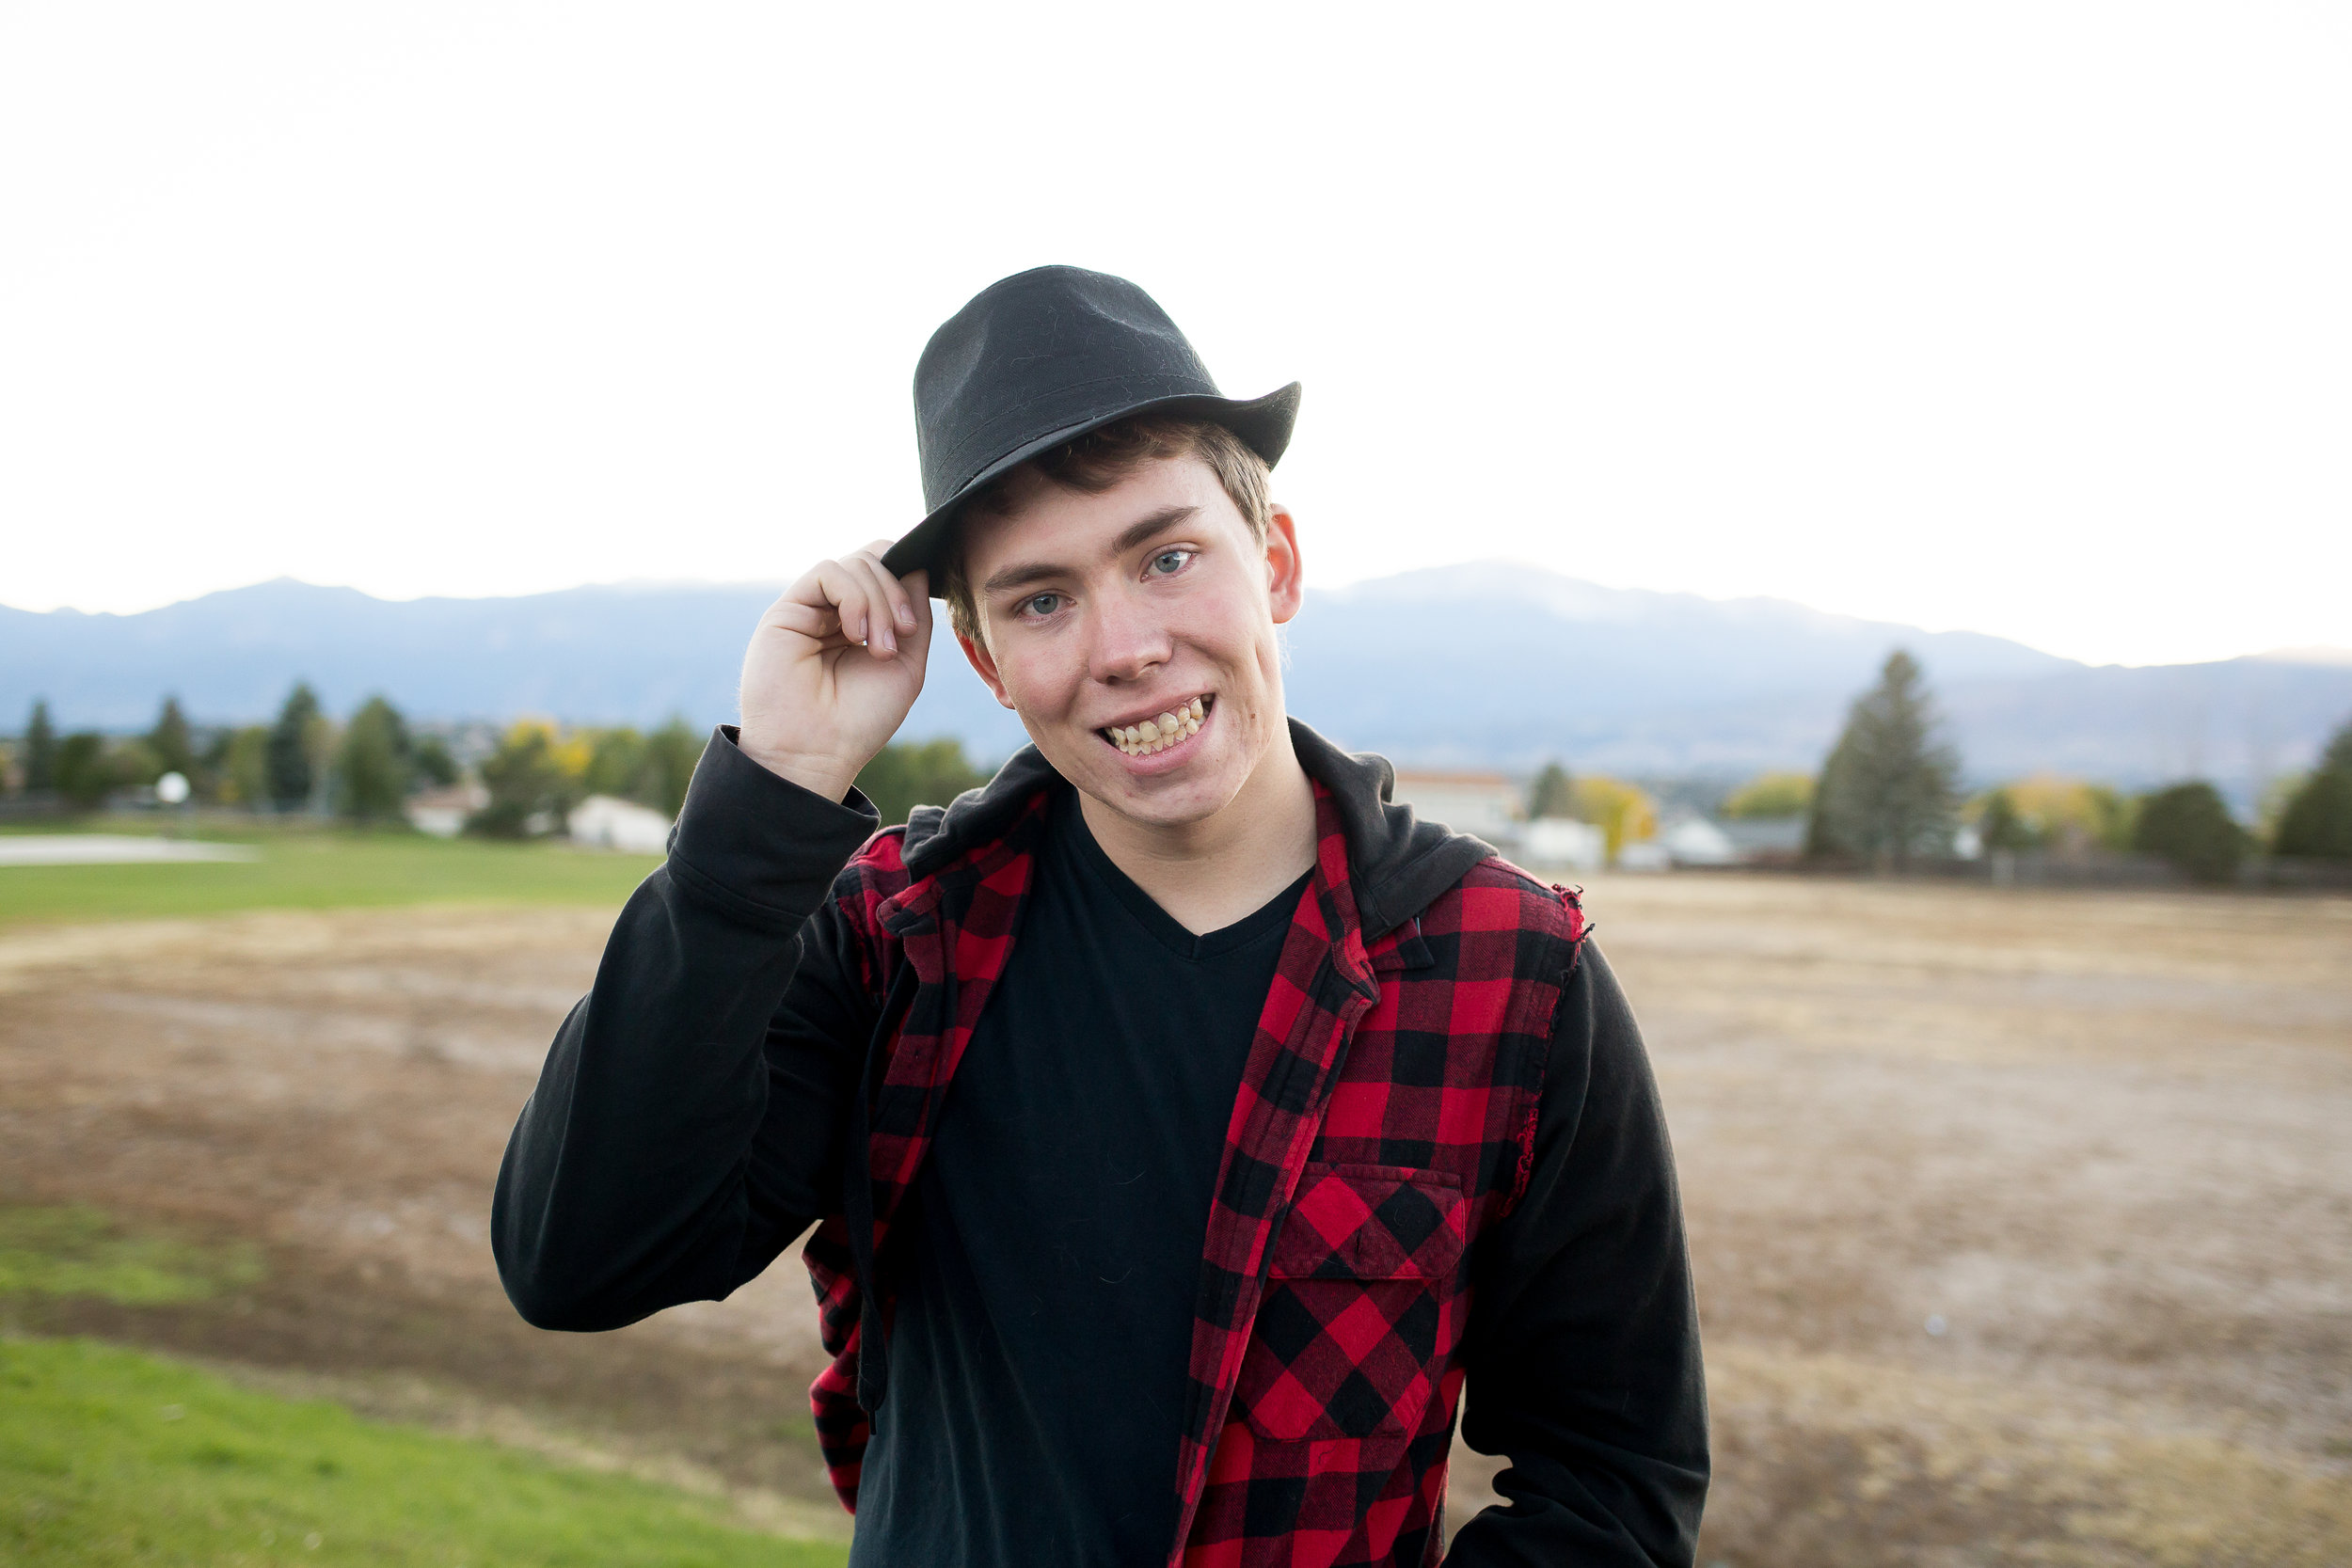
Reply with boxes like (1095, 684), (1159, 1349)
(0, 1208), (262, 1308)
(1, 1338), (848, 1566)
(0, 820), (660, 930)
(1, 1207), (846, 1563)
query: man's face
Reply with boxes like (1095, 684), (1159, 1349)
(955, 454), (1304, 832)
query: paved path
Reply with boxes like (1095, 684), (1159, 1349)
(0, 833), (258, 865)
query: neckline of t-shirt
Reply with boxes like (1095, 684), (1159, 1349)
(1051, 789), (1311, 962)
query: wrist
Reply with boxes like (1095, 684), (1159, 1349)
(734, 729), (860, 804)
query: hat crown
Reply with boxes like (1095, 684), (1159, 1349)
(914, 266), (1226, 512)
(882, 264), (1297, 591)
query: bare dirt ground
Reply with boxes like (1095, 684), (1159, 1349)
(3, 879), (2348, 1564)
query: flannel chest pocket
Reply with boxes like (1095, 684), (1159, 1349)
(1237, 1164), (1467, 1442)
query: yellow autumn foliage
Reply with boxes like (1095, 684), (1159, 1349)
(1568, 776), (1658, 862)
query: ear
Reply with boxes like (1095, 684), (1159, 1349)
(1263, 504), (1306, 626)
(958, 629), (1019, 711)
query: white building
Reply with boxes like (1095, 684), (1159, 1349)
(1388, 769), (1522, 844)
(405, 782), (487, 838)
(568, 794), (674, 854)
(1717, 816), (1807, 863)
(1520, 816), (1606, 870)
(1614, 840), (1675, 872)
(1658, 816), (1739, 867)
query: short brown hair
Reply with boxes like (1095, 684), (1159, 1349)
(942, 415), (1274, 645)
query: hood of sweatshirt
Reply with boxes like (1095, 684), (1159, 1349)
(898, 719), (1499, 945)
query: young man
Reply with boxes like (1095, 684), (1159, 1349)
(493, 266), (1708, 1566)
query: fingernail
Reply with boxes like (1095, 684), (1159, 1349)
(879, 627), (896, 652)
(897, 604), (916, 629)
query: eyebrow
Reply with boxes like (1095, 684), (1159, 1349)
(979, 504), (1200, 598)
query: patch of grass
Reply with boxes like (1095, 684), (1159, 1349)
(0, 1208), (261, 1307)
(0, 822), (659, 930)
(0, 1338), (848, 1565)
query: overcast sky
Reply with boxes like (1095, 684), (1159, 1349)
(4, 4), (2345, 668)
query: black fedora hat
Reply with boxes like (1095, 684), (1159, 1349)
(882, 265), (1300, 592)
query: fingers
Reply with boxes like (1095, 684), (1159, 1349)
(776, 562), (860, 645)
(777, 546), (930, 659)
(859, 540), (920, 634)
(843, 552), (905, 657)
(901, 569), (932, 637)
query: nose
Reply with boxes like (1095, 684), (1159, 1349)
(1087, 578), (1173, 686)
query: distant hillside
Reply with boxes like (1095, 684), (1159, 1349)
(8, 568), (2350, 797)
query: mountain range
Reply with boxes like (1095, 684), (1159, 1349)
(8, 567), (2349, 800)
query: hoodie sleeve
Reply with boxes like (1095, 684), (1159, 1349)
(490, 726), (882, 1332)
(1442, 942), (1710, 1567)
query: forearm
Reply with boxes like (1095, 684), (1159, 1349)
(491, 727), (879, 1331)
(1444, 944), (1709, 1566)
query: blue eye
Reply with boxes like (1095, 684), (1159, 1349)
(1021, 592), (1065, 618)
(1149, 549), (1192, 577)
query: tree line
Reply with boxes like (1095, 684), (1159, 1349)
(3, 689), (461, 816)
(1801, 650), (2352, 881)
(1521, 650), (2352, 883)
(14, 666), (2349, 879)
(4, 688), (700, 835)
(3, 685), (996, 841)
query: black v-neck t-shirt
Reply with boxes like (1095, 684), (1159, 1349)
(848, 788), (1311, 1567)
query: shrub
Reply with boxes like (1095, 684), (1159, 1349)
(468, 720), (587, 838)
(1724, 771), (1814, 819)
(1976, 787), (2037, 851)
(2133, 782), (2249, 884)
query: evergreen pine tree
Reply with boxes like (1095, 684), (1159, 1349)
(1805, 650), (1961, 870)
(336, 696), (414, 821)
(148, 697), (198, 784)
(2274, 717), (2352, 861)
(23, 701), (59, 795)
(266, 683), (322, 812)
(1527, 762), (1576, 819)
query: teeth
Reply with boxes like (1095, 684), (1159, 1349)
(1104, 696), (1212, 756)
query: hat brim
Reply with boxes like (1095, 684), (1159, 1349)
(881, 382), (1301, 593)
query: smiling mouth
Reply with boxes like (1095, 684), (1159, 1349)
(1099, 694), (1211, 757)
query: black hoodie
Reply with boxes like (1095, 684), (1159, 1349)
(493, 722), (1708, 1565)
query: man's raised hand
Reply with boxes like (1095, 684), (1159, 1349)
(737, 542), (932, 803)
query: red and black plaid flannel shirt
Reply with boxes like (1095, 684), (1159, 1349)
(799, 779), (1587, 1568)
